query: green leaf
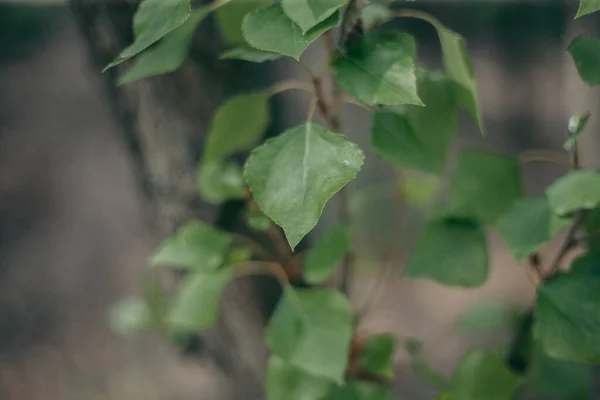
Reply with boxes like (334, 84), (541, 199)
(361, 3), (392, 27)
(118, 8), (209, 84)
(451, 349), (521, 400)
(401, 173), (441, 209)
(584, 207), (600, 251)
(497, 196), (571, 260)
(332, 31), (423, 106)
(324, 381), (393, 400)
(576, 0), (600, 18)
(447, 150), (523, 224)
(531, 352), (592, 399)
(197, 161), (246, 204)
(203, 91), (271, 163)
(437, 26), (484, 133)
(220, 46), (282, 63)
(245, 208), (272, 231)
(168, 267), (233, 332)
(266, 356), (333, 400)
(565, 112), (591, 150)
(105, 0), (191, 70)
(303, 224), (351, 284)
(405, 217), (488, 287)
(546, 170), (600, 216)
(359, 333), (397, 378)
(456, 299), (522, 334)
(107, 297), (152, 338)
(430, 394), (452, 400)
(371, 71), (457, 174)
(569, 36), (600, 86)
(281, 0), (348, 33)
(534, 254), (600, 363)
(404, 338), (450, 388)
(266, 287), (353, 383)
(215, 0), (271, 45)
(150, 220), (231, 270)
(225, 246), (253, 265)
(244, 123), (364, 250)
(242, 3), (339, 60)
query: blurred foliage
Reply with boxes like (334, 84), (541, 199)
(0, 4), (58, 61)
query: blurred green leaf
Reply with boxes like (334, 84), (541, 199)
(565, 112), (591, 150)
(225, 246), (253, 265)
(569, 36), (600, 86)
(204, 91), (271, 163)
(359, 333), (397, 378)
(447, 150), (523, 224)
(215, 0), (271, 44)
(400, 173), (440, 209)
(197, 161), (246, 204)
(534, 253), (600, 363)
(456, 299), (522, 334)
(119, 8), (209, 84)
(546, 170), (600, 216)
(304, 224), (350, 284)
(451, 349), (521, 400)
(105, 0), (191, 70)
(242, 3), (339, 60)
(437, 26), (484, 133)
(405, 217), (488, 287)
(168, 267), (233, 332)
(266, 287), (353, 383)
(245, 208), (272, 231)
(151, 220), (231, 270)
(108, 297), (152, 338)
(220, 46), (282, 63)
(332, 31), (422, 106)
(244, 123), (364, 250)
(576, 0), (600, 18)
(266, 356), (333, 400)
(361, 3), (392, 27)
(282, 0), (348, 33)
(531, 352), (592, 399)
(324, 381), (394, 400)
(497, 196), (571, 260)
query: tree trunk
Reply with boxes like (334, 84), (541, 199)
(68, 2), (275, 398)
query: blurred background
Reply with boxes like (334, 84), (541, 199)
(0, 0), (599, 399)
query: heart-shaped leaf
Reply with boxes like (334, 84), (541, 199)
(281, 0), (349, 33)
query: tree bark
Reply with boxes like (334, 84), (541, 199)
(68, 2), (274, 398)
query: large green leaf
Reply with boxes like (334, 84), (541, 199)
(266, 287), (353, 383)
(568, 36), (600, 86)
(359, 333), (397, 378)
(447, 150), (523, 224)
(150, 220), (231, 269)
(266, 356), (333, 400)
(244, 123), (364, 250)
(242, 3), (339, 60)
(197, 161), (246, 204)
(451, 349), (521, 400)
(436, 26), (484, 132)
(220, 46), (282, 63)
(168, 267), (233, 332)
(215, 0), (271, 45)
(303, 224), (350, 284)
(534, 254), (600, 363)
(105, 0), (191, 70)
(281, 0), (348, 33)
(371, 71), (457, 174)
(576, 0), (600, 18)
(531, 352), (592, 399)
(497, 196), (571, 260)
(324, 381), (394, 400)
(203, 91), (271, 163)
(546, 170), (600, 216)
(405, 217), (488, 287)
(119, 8), (209, 84)
(331, 31), (423, 106)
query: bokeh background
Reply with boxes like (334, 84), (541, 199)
(0, 0), (599, 399)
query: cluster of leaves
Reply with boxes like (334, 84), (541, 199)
(105, 0), (600, 399)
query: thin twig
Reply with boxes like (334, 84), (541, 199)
(335, 94), (373, 111)
(269, 80), (315, 96)
(234, 261), (290, 287)
(517, 149), (572, 167)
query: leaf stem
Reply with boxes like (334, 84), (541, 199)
(517, 149), (572, 167)
(234, 261), (290, 287)
(269, 80), (315, 96)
